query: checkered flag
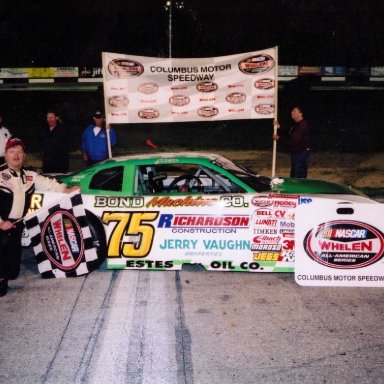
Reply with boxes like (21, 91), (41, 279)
(24, 191), (99, 278)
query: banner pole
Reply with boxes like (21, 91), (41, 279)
(102, 52), (113, 159)
(272, 46), (279, 178)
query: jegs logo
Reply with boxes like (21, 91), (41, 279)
(304, 220), (384, 269)
(238, 54), (275, 75)
(254, 78), (275, 90)
(108, 59), (144, 78)
(169, 95), (190, 106)
(196, 81), (218, 93)
(138, 108), (160, 119)
(138, 83), (159, 94)
(198, 106), (219, 118)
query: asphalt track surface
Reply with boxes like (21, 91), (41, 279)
(1, 248), (384, 384)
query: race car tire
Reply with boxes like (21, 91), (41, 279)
(86, 210), (107, 264)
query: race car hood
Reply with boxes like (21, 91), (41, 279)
(271, 177), (361, 196)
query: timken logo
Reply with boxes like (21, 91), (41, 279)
(304, 220), (384, 269)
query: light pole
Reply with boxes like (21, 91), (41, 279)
(164, 0), (184, 58)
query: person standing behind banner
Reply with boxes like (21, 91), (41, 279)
(272, 106), (310, 178)
(0, 114), (12, 164)
(41, 110), (70, 173)
(0, 137), (80, 297)
(81, 111), (117, 166)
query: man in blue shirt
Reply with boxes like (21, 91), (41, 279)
(82, 111), (117, 166)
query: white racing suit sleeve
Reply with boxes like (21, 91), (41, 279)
(34, 174), (67, 193)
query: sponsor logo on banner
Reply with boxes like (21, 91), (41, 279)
(196, 81), (218, 92)
(198, 106), (219, 117)
(41, 210), (84, 271)
(304, 220), (384, 269)
(255, 103), (274, 115)
(226, 92), (246, 104)
(108, 95), (129, 107)
(169, 95), (190, 106)
(138, 108), (160, 119)
(238, 54), (275, 74)
(108, 58), (144, 78)
(254, 78), (275, 90)
(138, 83), (159, 94)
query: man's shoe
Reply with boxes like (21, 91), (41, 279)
(0, 279), (8, 297)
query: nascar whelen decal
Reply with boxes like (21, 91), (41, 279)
(304, 220), (384, 269)
(41, 210), (84, 271)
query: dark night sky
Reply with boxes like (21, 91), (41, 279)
(1, 0), (384, 67)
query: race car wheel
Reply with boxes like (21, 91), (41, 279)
(86, 210), (107, 264)
(167, 174), (204, 192)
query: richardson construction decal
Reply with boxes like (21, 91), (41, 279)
(295, 199), (384, 287)
(102, 47), (277, 123)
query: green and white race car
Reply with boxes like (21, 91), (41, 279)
(24, 152), (383, 276)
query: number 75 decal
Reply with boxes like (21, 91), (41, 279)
(102, 211), (159, 258)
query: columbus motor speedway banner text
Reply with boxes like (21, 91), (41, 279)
(102, 48), (277, 123)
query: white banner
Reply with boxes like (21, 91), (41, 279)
(102, 48), (277, 124)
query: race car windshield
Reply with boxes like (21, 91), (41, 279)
(212, 157), (272, 192)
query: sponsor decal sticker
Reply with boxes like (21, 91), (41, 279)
(304, 220), (384, 269)
(2, 172), (11, 181)
(41, 210), (84, 271)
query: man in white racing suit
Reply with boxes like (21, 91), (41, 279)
(0, 137), (80, 297)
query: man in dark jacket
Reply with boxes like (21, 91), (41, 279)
(41, 110), (69, 173)
(273, 106), (310, 178)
